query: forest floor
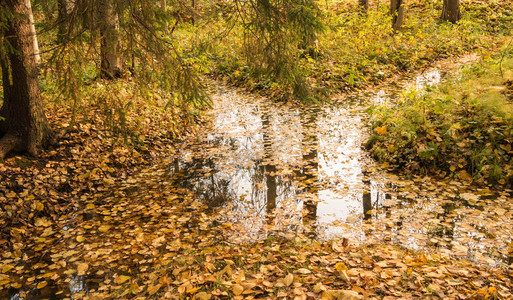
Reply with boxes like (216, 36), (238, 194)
(1, 73), (513, 299)
(2, 0), (513, 298)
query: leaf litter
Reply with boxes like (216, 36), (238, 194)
(0, 81), (512, 299)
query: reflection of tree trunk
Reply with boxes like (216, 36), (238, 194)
(390, 0), (405, 31)
(441, 0), (461, 23)
(300, 109), (319, 234)
(363, 191), (372, 220)
(99, 0), (122, 79)
(262, 109), (277, 215)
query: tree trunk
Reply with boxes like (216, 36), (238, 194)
(0, 0), (54, 159)
(161, 0), (169, 33)
(26, 0), (40, 66)
(390, 0), (405, 31)
(359, 0), (369, 13)
(441, 0), (461, 23)
(98, 0), (122, 79)
(57, 0), (73, 43)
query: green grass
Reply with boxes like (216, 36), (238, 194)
(176, 0), (513, 100)
(366, 52), (513, 186)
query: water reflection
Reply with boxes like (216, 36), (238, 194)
(167, 71), (512, 266)
(171, 91), (388, 241)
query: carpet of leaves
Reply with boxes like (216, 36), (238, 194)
(0, 88), (511, 299)
(2, 162), (512, 299)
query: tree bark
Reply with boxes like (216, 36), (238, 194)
(390, 0), (405, 31)
(0, 0), (54, 159)
(441, 0), (461, 23)
(98, 0), (122, 79)
(26, 0), (40, 66)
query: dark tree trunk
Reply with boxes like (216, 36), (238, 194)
(390, 0), (405, 31)
(359, 0), (369, 13)
(441, 0), (461, 23)
(56, 0), (73, 43)
(0, 0), (54, 159)
(98, 0), (122, 79)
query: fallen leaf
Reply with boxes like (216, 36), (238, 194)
(284, 273), (294, 286)
(148, 283), (162, 296)
(37, 281), (48, 289)
(232, 284), (244, 296)
(115, 275), (131, 284)
(77, 263), (88, 276)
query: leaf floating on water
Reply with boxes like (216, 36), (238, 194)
(98, 225), (111, 232)
(36, 281), (48, 289)
(77, 262), (88, 276)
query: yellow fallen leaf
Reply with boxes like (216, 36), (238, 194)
(2, 264), (13, 273)
(335, 262), (348, 272)
(77, 263), (88, 276)
(76, 236), (85, 242)
(98, 225), (111, 233)
(37, 281), (48, 289)
(147, 283), (162, 296)
(35, 202), (44, 211)
(375, 126), (387, 135)
(284, 273), (294, 287)
(195, 291), (210, 300)
(232, 284), (244, 296)
(297, 268), (311, 274)
(86, 203), (95, 210)
(115, 275), (131, 284)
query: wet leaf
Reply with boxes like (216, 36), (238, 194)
(98, 225), (111, 232)
(77, 262), (88, 275)
(36, 281), (48, 289)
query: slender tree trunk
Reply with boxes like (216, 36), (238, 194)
(441, 0), (461, 23)
(26, 0), (40, 66)
(98, 0), (122, 79)
(390, 0), (405, 31)
(359, 0), (369, 13)
(161, 0), (169, 33)
(0, 0), (54, 159)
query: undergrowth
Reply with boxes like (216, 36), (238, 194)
(366, 50), (513, 187)
(179, 0), (513, 101)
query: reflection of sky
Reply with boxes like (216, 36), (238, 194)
(181, 90), (388, 241)
(173, 81), (513, 266)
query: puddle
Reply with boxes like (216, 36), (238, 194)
(167, 65), (513, 267)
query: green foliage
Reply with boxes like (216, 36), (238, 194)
(203, 0), (508, 101)
(367, 56), (513, 186)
